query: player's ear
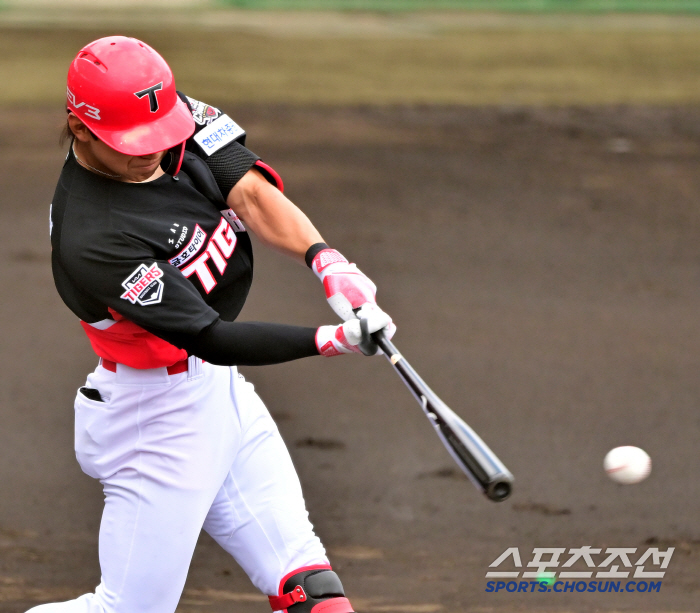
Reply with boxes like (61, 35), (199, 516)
(67, 113), (98, 143)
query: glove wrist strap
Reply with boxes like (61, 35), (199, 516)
(311, 249), (349, 280)
(305, 242), (330, 268)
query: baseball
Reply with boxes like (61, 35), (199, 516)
(603, 446), (651, 484)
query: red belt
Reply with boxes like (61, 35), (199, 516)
(101, 358), (191, 375)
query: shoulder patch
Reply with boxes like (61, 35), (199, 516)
(186, 96), (222, 126)
(193, 114), (246, 157)
(120, 263), (165, 306)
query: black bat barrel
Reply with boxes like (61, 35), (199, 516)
(373, 332), (514, 502)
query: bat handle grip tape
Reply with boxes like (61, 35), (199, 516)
(373, 330), (399, 361)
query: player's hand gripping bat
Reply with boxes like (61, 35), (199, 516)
(359, 320), (514, 502)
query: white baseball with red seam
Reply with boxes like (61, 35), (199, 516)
(312, 249), (377, 321)
(603, 446), (651, 484)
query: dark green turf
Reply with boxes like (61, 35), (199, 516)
(217, 0), (700, 13)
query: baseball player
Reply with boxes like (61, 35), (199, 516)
(30, 36), (395, 613)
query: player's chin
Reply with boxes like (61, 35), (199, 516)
(128, 155), (165, 176)
(126, 166), (161, 182)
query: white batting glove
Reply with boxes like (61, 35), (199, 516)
(316, 306), (395, 357)
(311, 249), (377, 321)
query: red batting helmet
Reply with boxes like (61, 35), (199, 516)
(66, 36), (194, 159)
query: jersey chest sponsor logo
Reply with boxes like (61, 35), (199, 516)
(170, 223), (189, 249)
(120, 263), (165, 306)
(168, 224), (207, 268)
(172, 218), (238, 294)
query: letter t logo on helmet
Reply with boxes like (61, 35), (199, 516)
(66, 36), (194, 165)
(134, 82), (164, 113)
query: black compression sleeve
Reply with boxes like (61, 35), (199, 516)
(157, 320), (320, 366)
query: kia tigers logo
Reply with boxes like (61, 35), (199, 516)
(134, 82), (163, 113)
(120, 263), (165, 306)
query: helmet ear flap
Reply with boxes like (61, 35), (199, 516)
(161, 141), (185, 176)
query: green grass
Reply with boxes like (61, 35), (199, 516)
(3, 26), (700, 107)
(218, 0), (700, 12)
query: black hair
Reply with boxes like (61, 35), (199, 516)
(59, 117), (73, 148)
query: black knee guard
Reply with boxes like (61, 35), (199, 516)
(269, 566), (354, 613)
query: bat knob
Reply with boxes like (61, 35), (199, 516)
(357, 315), (380, 356)
(486, 479), (513, 502)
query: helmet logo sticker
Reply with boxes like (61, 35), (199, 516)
(134, 82), (164, 113)
(67, 87), (101, 120)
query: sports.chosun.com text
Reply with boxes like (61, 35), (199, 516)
(486, 580), (662, 593)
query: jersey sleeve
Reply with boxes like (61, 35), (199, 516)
(180, 93), (283, 198)
(60, 230), (219, 337)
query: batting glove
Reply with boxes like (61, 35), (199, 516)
(311, 249), (377, 321)
(316, 305), (396, 357)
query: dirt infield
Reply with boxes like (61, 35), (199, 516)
(2, 103), (700, 612)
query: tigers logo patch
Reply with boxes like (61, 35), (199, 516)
(120, 263), (164, 306)
(186, 96), (221, 125)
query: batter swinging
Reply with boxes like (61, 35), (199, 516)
(29, 36), (395, 613)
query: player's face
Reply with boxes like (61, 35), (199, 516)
(87, 139), (167, 183)
(69, 114), (167, 183)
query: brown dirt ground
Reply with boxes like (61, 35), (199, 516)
(2, 104), (700, 612)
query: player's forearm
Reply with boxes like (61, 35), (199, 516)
(150, 315), (395, 364)
(165, 320), (320, 366)
(228, 168), (323, 264)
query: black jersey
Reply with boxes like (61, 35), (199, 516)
(50, 99), (278, 369)
(52, 149), (253, 327)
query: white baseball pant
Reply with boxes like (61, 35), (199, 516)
(26, 358), (328, 613)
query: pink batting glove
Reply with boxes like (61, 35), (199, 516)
(311, 249), (377, 321)
(316, 307), (395, 357)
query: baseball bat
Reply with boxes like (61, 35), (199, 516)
(370, 329), (514, 502)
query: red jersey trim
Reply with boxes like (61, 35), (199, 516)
(255, 160), (284, 193)
(80, 315), (187, 370)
